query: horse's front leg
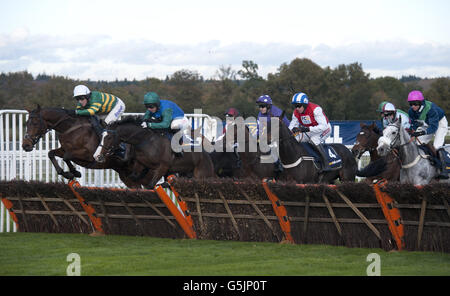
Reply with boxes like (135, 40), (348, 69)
(63, 156), (82, 178)
(48, 148), (78, 180)
(148, 163), (170, 189)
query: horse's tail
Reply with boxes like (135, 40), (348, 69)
(356, 158), (387, 177)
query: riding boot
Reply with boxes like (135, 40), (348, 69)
(437, 149), (449, 179)
(316, 144), (333, 172)
(90, 116), (105, 139)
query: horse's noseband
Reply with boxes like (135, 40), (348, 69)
(100, 130), (119, 157)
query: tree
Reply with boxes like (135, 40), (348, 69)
(370, 76), (409, 112)
(425, 78), (450, 114)
(166, 69), (204, 113)
(266, 58), (325, 117)
(237, 60), (262, 81)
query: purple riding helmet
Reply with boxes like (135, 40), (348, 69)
(256, 95), (272, 105)
(407, 90), (425, 102)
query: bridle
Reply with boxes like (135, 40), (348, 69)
(24, 110), (72, 146)
(24, 112), (48, 146)
(98, 125), (147, 158)
(99, 129), (119, 158)
(384, 123), (422, 169)
(353, 128), (379, 158)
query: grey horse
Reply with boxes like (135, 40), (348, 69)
(377, 118), (450, 185)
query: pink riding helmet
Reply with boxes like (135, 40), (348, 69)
(407, 90), (425, 102)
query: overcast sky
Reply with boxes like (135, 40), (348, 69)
(1, 0), (449, 81)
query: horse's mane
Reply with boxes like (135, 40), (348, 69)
(33, 106), (83, 120)
(110, 116), (144, 127)
(361, 123), (382, 136)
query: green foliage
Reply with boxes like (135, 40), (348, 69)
(1, 60), (449, 121)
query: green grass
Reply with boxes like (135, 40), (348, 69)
(0, 232), (449, 276)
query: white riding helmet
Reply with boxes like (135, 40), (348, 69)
(382, 102), (396, 113)
(73, 85), (91, 97)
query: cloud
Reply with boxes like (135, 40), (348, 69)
(0, 32), (449, 80)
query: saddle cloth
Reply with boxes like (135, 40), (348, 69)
(301, 143), (342, 170)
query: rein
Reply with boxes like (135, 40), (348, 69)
(385, 123), (427, 169)
(25, 110), (77, 145)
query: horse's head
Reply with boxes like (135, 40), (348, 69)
(352, 122), (381, 159)
(22, 105), (47, 151)
(377, 118), (404, 157)
(97, 127), (121, 163)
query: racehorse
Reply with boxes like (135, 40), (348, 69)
(352, 122), (401, 182)
(377, 117), (450, 185)
(98, 117), (216, 187)
(264, 114), (357, 184)
(21, 105), (145, 188)
(221, 120), (278, 179)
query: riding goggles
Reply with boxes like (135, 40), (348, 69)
(409, 101), (421, 106)
(294, 103), (307, 109)
(258, 104), (269, 109)
(75, 95), (89, 101)
(145, 104), (158, 109)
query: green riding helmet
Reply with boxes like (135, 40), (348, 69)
(376, 101), (389, 113)
(143, 92), (161, 107)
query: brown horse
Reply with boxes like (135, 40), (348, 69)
(263, 114), (357, 184)
(98, 117), (216, 187)
(222, 120), (279, 179)
(352, 122), (401, 182)
(22, 105), (146, 188)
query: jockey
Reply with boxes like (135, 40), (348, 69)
(141, 92), (191, 154)
(378, 102), (411, 129)
(256, 95), (290, 132)
(256, 95), (288, 174)
(289, 92), (334, 172)
(225, 107), (239, 119)
(214, 107), (241, 142)
(407, 90), (448, 179)
(358, 102), (410, 179)
(223, 107), (240, 134)
(70, 84), (126, 161)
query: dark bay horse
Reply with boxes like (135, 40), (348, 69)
(265, 114), (357, 184)
(208, 120), (278, 179)
(98, 117), (215, 188)
(21, 105), (145, 188)
(224, 121), (278, 179)
(352, 122), (401, 182)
